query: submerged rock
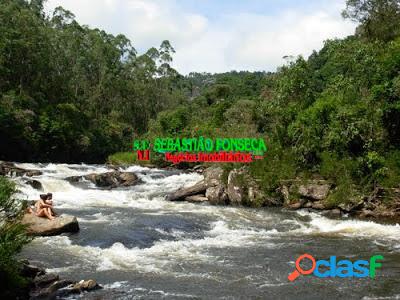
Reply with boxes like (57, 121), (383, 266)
(322, 209), (342, 218)
(69, 279), (102, 293)
(33, 273), (59, 288)
(29, 269), (101, 299)
(22, 214), (79, 236)
(25, 179), (43, 191)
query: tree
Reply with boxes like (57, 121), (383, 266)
(342, 0), (400, 41)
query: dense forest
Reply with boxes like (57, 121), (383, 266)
(1, 0), (400, 197)
(0, 0), (187, 162)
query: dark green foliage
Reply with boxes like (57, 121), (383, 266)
(0, 0), (182, 163)
(0, 177), (32, 293)
(343, 0), (400, 42)
(249, 142), (298, 194)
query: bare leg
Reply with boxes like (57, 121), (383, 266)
(44, 208), (55, 220)
(49, 207), (57, 217)
(35, 209), (46, 217)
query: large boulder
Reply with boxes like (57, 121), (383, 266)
(167, 180), (207, 201)
(226, 168), (271, 207)
(85, 171), (140, 188)
(67, 171), (141, 188)
(203, 167), (225, 187)
(0, 161), (42, 177)
(22, 214), (79, 236)
(65, 175), (82, 183)
(278, 180), (332, 208)
(298, 183), (331, 201)
(206, 185), (229, 205)
(30, 274), (101, 299)
(25, 179), (43, 191)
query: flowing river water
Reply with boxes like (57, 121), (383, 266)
(10, 163), (400, 299)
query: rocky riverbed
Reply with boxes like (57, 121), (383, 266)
(167, 166), (400, 221)
(3, 162), (400, 299)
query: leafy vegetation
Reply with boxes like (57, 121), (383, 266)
(141, 0), (400, 199)
(0, 0), (184, 162)
(0, 177), (32, 297)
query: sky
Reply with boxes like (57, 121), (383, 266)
(44, 0), (356, 75)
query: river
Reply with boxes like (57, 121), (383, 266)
(11, 163), (400, 299)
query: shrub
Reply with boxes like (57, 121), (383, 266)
(0, 177), (32, 294)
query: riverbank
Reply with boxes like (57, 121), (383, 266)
(3, 260), (101, 299)
(163, 165), (400, 223)
(105, 155), (400, 223)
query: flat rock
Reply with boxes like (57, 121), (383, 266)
(22, 214), (79, 236)
(166, 180), (207, 201)
(55, 280), (102, 297)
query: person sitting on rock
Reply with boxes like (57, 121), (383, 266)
(45, 193), (58, 217)
(28, 194), (56, 220)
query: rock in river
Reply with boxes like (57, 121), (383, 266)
(184, 195), (209, 203)
(206, 185), (229, 205)
(25, 179), (43, 191)
(67, 171), (141, 188)
(22, 214), (79, 236)
(0, 161), (42, 177)
(166, 180), (208, 201)
(298, 182), (331, 201)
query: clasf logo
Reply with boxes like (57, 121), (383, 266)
(288, 254), (383, 281)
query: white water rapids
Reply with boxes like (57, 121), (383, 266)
(9, 163), (400, 299)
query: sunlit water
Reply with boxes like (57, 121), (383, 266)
(10, 163), (400, 299)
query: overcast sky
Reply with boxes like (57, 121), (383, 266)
(44, 0), (356, 74)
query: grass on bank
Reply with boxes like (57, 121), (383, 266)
(107, 151), (169, 167)
(107, 152), (138, 165)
